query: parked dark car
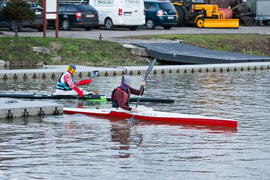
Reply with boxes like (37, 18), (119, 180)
(0, 2), (44, 32)
(48, 3), (99, 30)
(144, 1), (177, 29)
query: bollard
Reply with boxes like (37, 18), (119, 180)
(54, 107), (59, 115)
(42, 73), (46, 79)
(220, 68), (223, 72)
(39, 108), (44, 115)
(23, 108), (28, 117)
(7, 110), (12, 118)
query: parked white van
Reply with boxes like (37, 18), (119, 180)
(88, 0), (145, 30)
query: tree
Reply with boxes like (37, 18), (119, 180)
(1, 0), (36, 38)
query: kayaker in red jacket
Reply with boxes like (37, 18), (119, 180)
(112, 75), (145, 112)
(55, 64), (92, 97)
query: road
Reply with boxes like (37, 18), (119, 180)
(0, 26), (269, 43)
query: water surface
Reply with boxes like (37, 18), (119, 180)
(1, 70), (270, 179)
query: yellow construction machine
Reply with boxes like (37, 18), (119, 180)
(171, 0), (239, 28)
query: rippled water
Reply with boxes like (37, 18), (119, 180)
(1, 70), (270, 180)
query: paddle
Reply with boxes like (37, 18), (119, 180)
(130, 59), (156, 124)
(81, 70), (99, 94)
(90, 70), (99, 79)
(75, 70), (99, 104)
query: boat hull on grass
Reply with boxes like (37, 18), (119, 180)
(63, 107), (238, 128)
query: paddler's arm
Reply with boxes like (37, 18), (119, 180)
(64, 74), (83, 97)
(75, 79), (92, 86)
(130, 81), (145, 96)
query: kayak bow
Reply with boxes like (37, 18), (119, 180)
(63, 107), (238, 128)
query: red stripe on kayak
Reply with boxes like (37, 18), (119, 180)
(64, 110), (238, 128)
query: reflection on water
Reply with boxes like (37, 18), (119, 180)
(0, 70), (270, 179)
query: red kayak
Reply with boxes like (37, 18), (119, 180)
(64, 107), (238, 128)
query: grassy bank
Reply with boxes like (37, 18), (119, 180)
(128, 34), (270, 57)
(0, 36), (145, 67)
(0, 34), (269, 67)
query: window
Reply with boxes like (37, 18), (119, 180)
(159, 2), (175, 11)
(66, 4), (76, 11)
(77, 5), (94, 11)
(145, 3), (156, 10)
(59, 5), (65, 11)
(193, 0), (204, 3)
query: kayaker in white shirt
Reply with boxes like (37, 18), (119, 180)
(55, 64), (92, 97)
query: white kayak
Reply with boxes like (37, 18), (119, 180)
(63, 107), (238, 128)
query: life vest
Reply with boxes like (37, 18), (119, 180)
(111, 88), (130, 108)
(56, 72), (75, 91)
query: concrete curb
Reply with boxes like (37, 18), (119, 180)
(1, 62), (270, 80)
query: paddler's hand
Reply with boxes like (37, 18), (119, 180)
(78, 79), (92, 85)
(141, 81), (145, 88)
(131, 108), (137, 113)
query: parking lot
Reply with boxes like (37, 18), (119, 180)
(0, 26), (269, 43)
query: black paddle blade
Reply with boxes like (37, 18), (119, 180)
(130, 59), (156, 124)
(144, 59), (156, 81)
(90, 70), (99, 79)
